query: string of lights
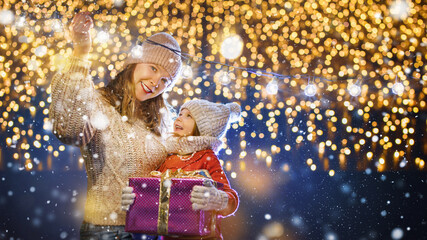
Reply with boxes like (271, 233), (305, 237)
(140, 33), (423, 99)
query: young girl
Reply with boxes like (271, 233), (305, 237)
(123, 99), (241, 240)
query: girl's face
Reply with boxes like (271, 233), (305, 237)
(133, 63), (171, 102)
(174, 108), (196, 136)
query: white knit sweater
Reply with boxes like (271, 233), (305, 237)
(49, 56), (168, 226)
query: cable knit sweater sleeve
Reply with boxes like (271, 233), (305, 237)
(204, 152), (239, 218)
(49, 56), (99, 147)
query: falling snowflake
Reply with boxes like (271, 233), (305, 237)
(90, 111), (110, 130)
(0, 10), (14, 25)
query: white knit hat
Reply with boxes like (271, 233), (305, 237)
(124, 32), (182, 82)
(180, 99), (241, 139)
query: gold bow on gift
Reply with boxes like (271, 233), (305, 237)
(150, 169), (212, 179)
(150, 169), (216, 236)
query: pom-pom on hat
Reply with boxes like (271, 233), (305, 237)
(124, 32), (182, 82)
(180, 99), (241, 139)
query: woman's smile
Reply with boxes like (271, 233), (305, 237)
(140, 82), (153, 93)
(133, 63), (170, 101)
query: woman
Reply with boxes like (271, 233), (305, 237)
(49, 12), (182, 239)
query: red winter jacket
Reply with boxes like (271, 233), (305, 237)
(157, 149), (239, 240)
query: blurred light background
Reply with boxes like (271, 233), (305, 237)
(0, 0), (426, 239)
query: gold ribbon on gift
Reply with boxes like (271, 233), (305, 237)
(151, 169), (217, 236)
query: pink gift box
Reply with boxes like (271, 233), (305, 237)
(125, 177), (223, 236)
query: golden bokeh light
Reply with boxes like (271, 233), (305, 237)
(0, 0), (425, 173)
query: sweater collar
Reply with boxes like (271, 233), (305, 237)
(165, 135), (222, 156)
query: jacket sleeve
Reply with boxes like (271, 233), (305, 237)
(204, 153), (239, 218)
(49, 56), (102, 147)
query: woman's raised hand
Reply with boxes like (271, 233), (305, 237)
(69, 12), (93, 57)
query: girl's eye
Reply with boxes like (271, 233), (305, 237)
(151, 66), (157, 72)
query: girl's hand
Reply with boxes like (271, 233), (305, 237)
(121, 186), (135, 211)
(69, 12), (93, 57)
(190, 185), (228, 211)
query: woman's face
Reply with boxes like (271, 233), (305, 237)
(173, 108), (196, 137)
(133, 63), (171, 102)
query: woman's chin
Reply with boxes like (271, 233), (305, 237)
(135, 94), (148, 102)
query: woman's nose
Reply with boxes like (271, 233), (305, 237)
(150, 79), (159, 88)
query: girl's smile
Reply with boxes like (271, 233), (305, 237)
(173, 108), (197, 136)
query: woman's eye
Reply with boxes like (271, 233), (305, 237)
(151, 66), (157, 72)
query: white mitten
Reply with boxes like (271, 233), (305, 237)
(121, 186), (135, 211)
(190, 185), (228, 211)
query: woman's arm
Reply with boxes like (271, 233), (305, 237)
(49, 13), (101, 147)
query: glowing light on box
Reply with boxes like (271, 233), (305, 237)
(304, 83), (317, 97)
(392, 82), (405, 95)
(96, 31), (110, 44)
(266, 78), (279, 95)
(220, 35), (244, 60)
(181, 64), (193, 79)
(329, 170), (335, 176)
(389, 0), (411, 20)
(0, 10), (14, 25)
(348, 84), (362, 97)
